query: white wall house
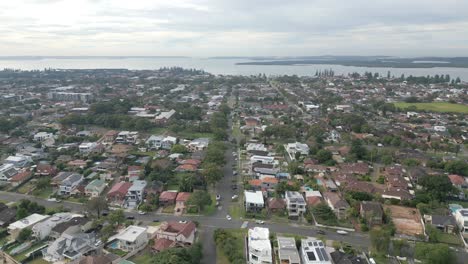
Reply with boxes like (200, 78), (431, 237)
(300, 237), (332, 264)
(248, 227), (272, 264)
(34, 132), (54, 141)
(59, 174), (84, 196)
(454, 209), (468, 238)
(285, 142), (310, 160)
(285, 191), (307, 218)
(244, 190), (265, 213)
(109, 225), (148, 252)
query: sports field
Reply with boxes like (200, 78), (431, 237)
(394, 102), (468, 114)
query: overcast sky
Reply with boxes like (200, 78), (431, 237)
(1, 0), (468, 57)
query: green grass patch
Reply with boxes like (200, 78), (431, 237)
(162, 205), (175, 214)
(32, 187), (54, 199)
(228, 205), (244, 219)
(215, 229), (247, 264)
(394, 102), (468, 114)
(129, 252), (153, 264)
(438, 233), (462, 246)
(108, 248), (127, 257)
(16, 183), (34, 194)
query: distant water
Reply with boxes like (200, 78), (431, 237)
(1, 57), (468, 81)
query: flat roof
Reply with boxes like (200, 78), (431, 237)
(113, 225), (147, 242)
(244, 190), (264, 204)
(8, 213), (49, 230)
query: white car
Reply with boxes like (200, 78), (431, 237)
(231, 195), (239, 200)
(179, 220), (188, 224)
(47, 198), (58, 202)
(255, 220), (265, 224)
(337, 230), (348, 235)
(226, 215), (232, 221)
(216, 194), (221, 201)
(138, 211), (146, 215)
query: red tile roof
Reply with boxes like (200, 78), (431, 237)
(10, 171), (32, 182)
(176, 192), (191, 202)
(160, 221), (196, 238)
(160, 191), (178, 201)
(448, 174), (465, 185)
(152, 238), (175, 252)
(107, 181), (132, 198)
(306, 196), (322, 206)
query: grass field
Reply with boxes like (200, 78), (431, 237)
(394, 102), (468, 114)
(216, 229), (246, 264)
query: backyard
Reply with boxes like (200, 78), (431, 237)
(394, 102), (468, 114)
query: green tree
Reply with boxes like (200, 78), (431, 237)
(415, 243), (455, 264)
(171, 144), (187, 154)
(86, 197), (108, 218)
(370, 229), (391, 254)
(316, 149), (333, 163)
(17, 228), (32, 242)
(419, 175), (457, 202)
(107, 209), (125, 226)
(179, 174), (196, 192)
(187, 190), (212, 212)
(36, 177), (51, 190)
(350, 139), (367, 160)
(202, 163), (223, 186)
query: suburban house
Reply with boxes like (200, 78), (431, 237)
(78, 142), (102, 154)
(49, 216), (91, 239)
(268, 198), (286, 213)
(454, 209), (468, 238)
(300, 237), (332, 264)
(33, 132), (54, 141)
(155, 109), (176, 124)
(360, 201), (384, 226)
(115, 131), (139, 144)
(0, 163), (18, 182)
(9, 170), (32, 187)
(330, 251), (365, 264)
(103, 130), (118, 144)
(43, 232), (101, 262)
(109, 225), (148, 252)
(424, 214), (457, 233)
(59, 173), (84, 196)
(5, 155), (32, 168)
(175, 192), (191, 214)
(36, 163), (57, 176)
(323, 192), (350, 220)
(124, 180), (147, 208)
(159, 191), (178, 206)
(8, 213), (49, 240)
(187, 138), (210, 152)
(285, 142), (310, 160)
(245, 190), (265, 213)
(107, 181), (132, 205)
(146, 135), (177, 150)
(32, 213), (79, 240)
(285, 191), (306, 218)
(277, 236), (301, 264)
(85, 179), (107, 197)
(248, 227), (272, 264)
(152, 221), (197, 252)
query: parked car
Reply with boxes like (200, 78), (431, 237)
(216, 194), (221, 201)
(226, 215), (232, 221)
(316, 230), (326, 235)
(126, 216), (135, 220)
(337, 230), (348, 235)
(232, 195), (239, 200)
(153, 219), (160, 222)
(255, 220), (265, 224)
(231, 185), (238, 190)
(138, 211), (146, 215)
(179, 220), (188, 224)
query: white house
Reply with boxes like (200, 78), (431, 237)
(8, 213), (49, 240)
(59, 174), (84, 196)
(248, 227), (272, 264)
(433, 126), (447, 132)
(109, 225), (148, 252)
(0, 164), (19, 182)
(250, 155), (275, 165)
(146, 135), (177, 150)
(4, 154), (32, 168)
(300, 237), (332, 264)
(78, 142), (98, 154)
(32, 213), (79, 240)
(125, 180), (147, 208)
(244, 190), (264, 213)
(34, 132), (54, 142)
(285, 191), (307, 218)
(454, 209), (468, 238)
(285, 142), (310, 160)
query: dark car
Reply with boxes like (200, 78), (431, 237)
(126, 216), (135, 220)
(101, 211), (109, 216)
(316, 230), (326, 235)
(153, 219), (160, 222)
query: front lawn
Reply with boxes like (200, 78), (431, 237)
(438, 233), (462, 246)
(215, 229), (246, 264)
(32, 187), (54, 199)
(394, 102), (468, 114)
(129, 252), (153, 264)
(162, 205), (175, 214)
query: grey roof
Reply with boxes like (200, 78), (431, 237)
(360, 201), (383, 217)
(330, 251), (367, 264)
(52, 217), (89, 234)
(431, 215), (457, 227)
(286, 191), (306, 204)
(277, 236), (301, 263)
